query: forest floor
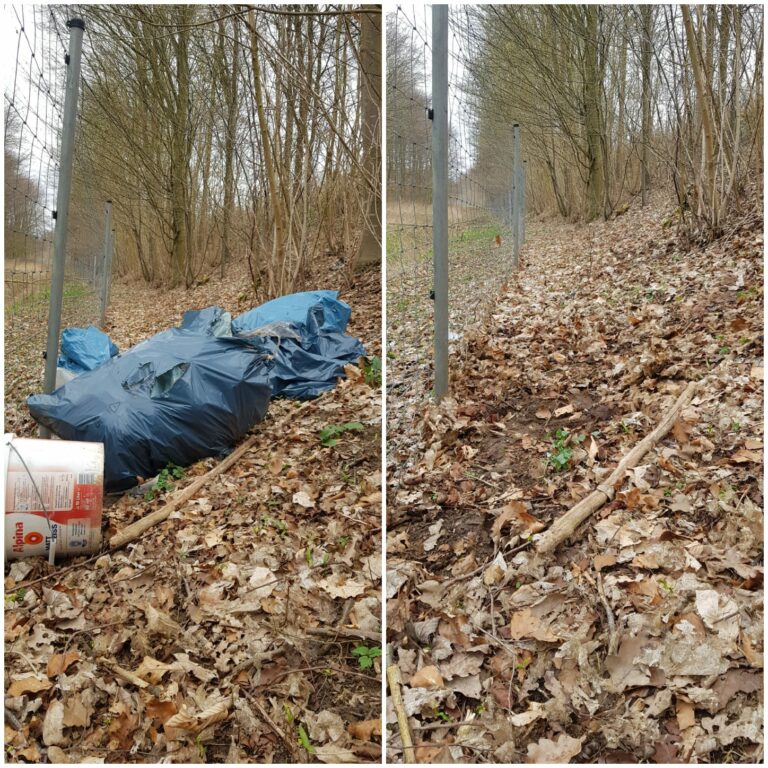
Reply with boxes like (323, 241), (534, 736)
(4, 256), (383, 763)
(386, 186), (763, 763)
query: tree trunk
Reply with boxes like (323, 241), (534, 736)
(170, 17), (191, 287)
(354, 6), (382, 271)
(220, 17), (239, 278)
(640, 5), (653, 206)
(615, 8), (627, 185)
(247, 9), (287, 292)
(583, 5), (606, 221)
(682, 5), (718, 229)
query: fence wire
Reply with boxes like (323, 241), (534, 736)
(5, 5), (104, 433)
(387, 4), (524, 405)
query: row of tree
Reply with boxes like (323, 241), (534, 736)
(472, 5), (762, 237)
(67, 4), (381, 291)
(386, 5), (763, 241)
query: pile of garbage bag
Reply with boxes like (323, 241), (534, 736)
(233, 290), (351, 335)
(28, 290), (365, 491)
(58, 325), (119, 373)
(30, 330), (272, 491)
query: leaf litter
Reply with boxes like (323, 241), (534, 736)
(386, 187), (763, 763)
(5, 257), (382, 763)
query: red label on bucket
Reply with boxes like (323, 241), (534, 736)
(5, 436), (104, 560)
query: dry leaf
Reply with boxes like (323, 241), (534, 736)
(144, 604), (182, 637)
(527, 733), (584, 763)
(316, 574), (367, 599)
(409, 665), (444, 689)
(248, 566), (277, 597)
(493, 501), (543, 540)
(676, 699), (696, 730)
(42, 700), (65, 746)
(47, 651), (80, 678)
(63, 697), (91, 728)
(307, 709), (346, 743)
(348, 718), (381, 741)
(293, 491), (314, 508)
(509, 609), (559, 642)
(712, 669), (762, 711)
(145, 698), (178, 723)
(7, 676), (53, 697)
(314, 744), (360, 763)
(165, 698), (230, 735)
(732, 449), (762, 463)
(18, 745), (43, 762)
(672, 418), (693, 446)
(594, 554), (616, 571)
(510, 701), (546, 726)
(44, 746), (67, 765)
(413, 745), (446, 763)
(135, 656), (173, 684)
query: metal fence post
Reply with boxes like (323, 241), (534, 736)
(511, 123), (521, 269)
(432, 5), (449, 402)
(40, 17), (85, 437)
(99, 201), (113, 329)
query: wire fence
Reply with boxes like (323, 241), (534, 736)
(5, 5), (108, 432)
(386, 4), (526, 402)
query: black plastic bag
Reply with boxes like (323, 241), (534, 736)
(28, 328), (271, 491)
(236, 319), (365, 400)
(180, 306), (232, 336)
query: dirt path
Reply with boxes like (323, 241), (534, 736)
(386, 190), (763, 763)
(5, 261), (383, 763)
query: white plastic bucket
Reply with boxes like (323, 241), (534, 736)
(4, 434), (104, 561)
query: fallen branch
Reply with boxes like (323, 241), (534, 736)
(109, 402), (317, 550)
(18, 553), (102, 589)
(244, 691), (297, 760)
(97, 656), (153, 692)
(109, 434), (260, 549)
(307, 626), (382, 643)
(535, 381), (698, 554)
(386, 663), (416, 763)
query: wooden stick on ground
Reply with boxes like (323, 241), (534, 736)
(109, 434), (260, 550)
(109, 400), (318, 550)
(97, 656), (151, 691)
(536, 381), (698, 554)
(242, 690), (301, 761)
(386, 663), (416, 763)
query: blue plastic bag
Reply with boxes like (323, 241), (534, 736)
(232, 290), (351, 335)
(239, 325), (365, 399)
(58, 326), (118, 373)
(180, 306), (232, 337)
(30, 329), (271, 491)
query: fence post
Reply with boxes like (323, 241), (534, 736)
(432, 5), (449, 402)
(511, 123), (521, 268)
(99, 201), (113, 329)
(40, 17), (85, 438)
(522, 159), (527, 245)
